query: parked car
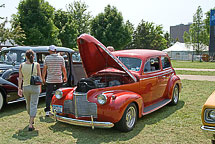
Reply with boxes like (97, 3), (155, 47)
(201, 92), (215, 144)
(51, 34), (182, 132)
(0, 46), (86, 111)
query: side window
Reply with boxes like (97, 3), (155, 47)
(37, 53), (48, 64)
(161, 57), (171, 69)
(144, 57), (160, 72)
(72, 52), (81, 62)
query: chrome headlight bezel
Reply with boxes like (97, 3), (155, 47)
(204, 109), (215, 123)
(55, 89), (63, 99)
(97, 94), (107, 105)
(0, 69), (5, 75)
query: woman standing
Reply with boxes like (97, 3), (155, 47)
(18, 49), (41, 131)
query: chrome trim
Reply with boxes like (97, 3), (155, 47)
(98, 44), (137, 82)
(204, 109), (215, 124)
(50, 113), (114, 129)
(74, 91), (78, 118)
(8, 92), (46, 104)
(66, 92), (97, 118)
(201, 126), (215, 140)
(140, 70), (173, 80)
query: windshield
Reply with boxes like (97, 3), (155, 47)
(0, 50), (31, 64)
(0, 51), (18, 64)
(118, 57), (142, 71)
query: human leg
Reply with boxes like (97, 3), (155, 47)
(23, 86), (31, 115)
(29, 85), (40, 131)
(44, 83), (54, 112)
(29, 85), (40, 117)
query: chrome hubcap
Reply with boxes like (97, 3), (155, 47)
(126, 106), (136, 128)
(173, 86), (179, 103)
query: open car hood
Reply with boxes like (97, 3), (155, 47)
(77, 34), (137, 82)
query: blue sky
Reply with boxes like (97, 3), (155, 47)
(0, 0), (215, 32)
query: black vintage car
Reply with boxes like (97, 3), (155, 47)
(0, 46), (85, 111)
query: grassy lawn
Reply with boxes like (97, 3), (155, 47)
(176, 70), (215, 76)
(171, 60), (215, 69)
(0, 79), (213, 144)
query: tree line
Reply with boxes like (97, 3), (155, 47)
(0, 0), (213, 52)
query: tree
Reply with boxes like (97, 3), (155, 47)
(67, 1), (91, 36)
(54, 9), (78, 48)
(13, 0), (61, 46)
(0, 3), (25, 45)
(183, 6), (208, 54)
(54, 1), (91, 49)
(90, 5), (133, 50)
(129, 20), (167, 50)
(164, 32), (173, 48)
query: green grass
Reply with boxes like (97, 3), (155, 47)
(176, 70), (215, 76)
(0, 80), (213, 144)
(171, 60), (215, 69)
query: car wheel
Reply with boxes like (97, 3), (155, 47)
(170, 84), (179, 105)
(0, 91), (5, 111)
(115, 103), (137, 132)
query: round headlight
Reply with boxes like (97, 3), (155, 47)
(97, 94), (107, 105)
(0, 70), (5, 74)
(209, 110), (215, 120)
(55, 89), (63, 99)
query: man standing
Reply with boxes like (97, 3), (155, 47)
(42, 45), (67, 116)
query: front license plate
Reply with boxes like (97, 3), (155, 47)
(52, 105), (63, 113)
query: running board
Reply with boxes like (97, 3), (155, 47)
(143, 99), (171, 116)
(8, 92), (46, 104)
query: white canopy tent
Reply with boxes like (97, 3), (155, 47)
(163, 42), (209, 60)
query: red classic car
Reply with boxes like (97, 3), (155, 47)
(51, 34), (182, 132)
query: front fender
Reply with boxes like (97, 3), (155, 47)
(96, 90), (143, 123)
(52, 87), (76, 106)
(167, 75), (182, 99)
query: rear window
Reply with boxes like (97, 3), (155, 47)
(161, 57), (171, 69)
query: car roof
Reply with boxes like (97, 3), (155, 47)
(112, 49), (167, 59)
(1, 46), (74, 53)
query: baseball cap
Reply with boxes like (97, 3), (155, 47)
(48, 45), (56, 51)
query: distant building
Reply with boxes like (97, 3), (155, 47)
(170, 23), (191, 43)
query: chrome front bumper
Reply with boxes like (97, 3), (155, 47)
(50, 113), (114, 129)
(201, 126), (215, 140)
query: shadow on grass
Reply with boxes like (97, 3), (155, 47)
(0, 97), (45, 118)
(48, 100), (185, 144)
(12, 125), (39, 141)
(139, 100), (185, 125)
(39, 115), (56, 123)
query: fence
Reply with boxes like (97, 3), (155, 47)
(166, 51), (213, 62)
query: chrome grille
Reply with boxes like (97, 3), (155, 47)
(64, 92), (97, 118)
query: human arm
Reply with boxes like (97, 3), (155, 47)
(42, 64), (47, 84)
(37, 63), (42, 92)
(18, 64), (23, 97)
(62, 65), (67, 83)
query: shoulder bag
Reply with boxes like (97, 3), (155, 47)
(30, 63), (42, 85)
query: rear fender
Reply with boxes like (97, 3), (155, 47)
(167, 75), (182, 99)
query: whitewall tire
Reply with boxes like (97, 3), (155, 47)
(0, 92), (5, 111)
